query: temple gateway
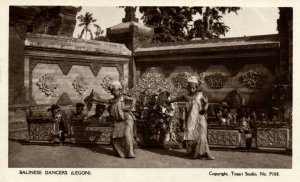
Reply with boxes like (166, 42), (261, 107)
(9, 6), (292, 151)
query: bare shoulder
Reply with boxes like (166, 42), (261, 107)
(197, 91), (208, 99)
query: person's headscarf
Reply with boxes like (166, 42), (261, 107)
(109, 81), (123, 91)
(47, 104), (60, 113)
(187, 76), (199, 84)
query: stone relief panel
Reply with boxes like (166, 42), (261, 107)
(137, 63), (275, 105)
(133, 67), (178, 97)
(72, 75), (88, 95)
(67, 65), (94, 103)
(173, 72), (205, 89)
(31, 62), (127, 106)
(240, 69), (265, 89)
(32, 64), (64, 105)
(95, 66), (120, 99)
(231, 63), (275, 105)
(208, 129), (240, 146)
(256, 128), (289, 148)
(36, 73), (59, 96)
(29, 123), (54, 141)
(204, 72), (229, 89)
(201, 65), (231, 103)
(168, 66), (197, 96)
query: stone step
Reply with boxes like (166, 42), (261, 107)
(9, 121), (28, 131)
(9, 130), (28, 140)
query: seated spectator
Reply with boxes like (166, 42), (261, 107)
(86, 104), (107, 123)
(217, 102), (230, 125)
(70, 103), (87, 123)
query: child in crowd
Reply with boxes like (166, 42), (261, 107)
(48, 105), (68, 146)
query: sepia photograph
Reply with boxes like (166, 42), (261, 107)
(7, 5), (292, 170)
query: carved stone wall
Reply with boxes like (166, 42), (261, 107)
(27, 122), (113, 144)
(256, 127), (290, 149)
(28, 123), (54, 141)
(31, 63), (123, 105)
(136, 63), (275, 105)
(24, 34), (131, 109)
(208, 129), (240, 146)
(9, 6), (81, 106)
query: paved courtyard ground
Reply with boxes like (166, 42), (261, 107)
(9, 140), (292, 168)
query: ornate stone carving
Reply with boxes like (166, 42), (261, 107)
(36, 74), (59, 96)
(132, 67), (178, 97)
(72, 75), (88, 95)
(223, 89), (244, 109)
(89, 63), (102, 77)
(101, 75), (115, 93)
(256, 128), (289, 148)
(115, 64), (124, 77)
(173, 72), (205, 89)
(29, 123), (54, 141)
(56, 92), (72, 106)
(205, 72), (229, 89)
(240, 70), (265, 88)
(58, 62), (72, 75)
(173, 72), (191, 89)
(208, 129), (240, 146)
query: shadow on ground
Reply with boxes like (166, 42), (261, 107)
(74, 145), (116, 157)
(142, 148), (186, 158)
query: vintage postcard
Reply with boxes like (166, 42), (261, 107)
(1, 0), (299, 182)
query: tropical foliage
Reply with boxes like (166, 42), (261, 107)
(138, 7), (241, 42)
(77, 12), (98, 40)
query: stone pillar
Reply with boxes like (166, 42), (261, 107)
(106, 7), (154, 87)
(277, 7), (293, 85)
(56, 6), (82, 37)
(271, 8), (293, 125)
